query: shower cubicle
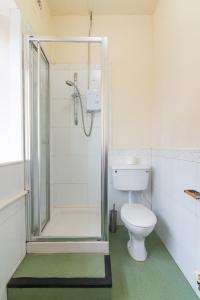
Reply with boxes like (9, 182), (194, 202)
(24, 36), (109, 253)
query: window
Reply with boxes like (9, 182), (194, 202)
(0, 7), (23, 164)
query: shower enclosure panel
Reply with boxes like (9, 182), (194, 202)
(25, 37), (108, 243)
(27, 43), (50, 237)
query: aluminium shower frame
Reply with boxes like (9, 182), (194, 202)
(24, 36), (109, 242)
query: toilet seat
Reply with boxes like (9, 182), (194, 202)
(121, 204), (157, 228)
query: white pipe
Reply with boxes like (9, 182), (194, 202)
(29, 36), (104, 43)
(128, 191), (132, 204)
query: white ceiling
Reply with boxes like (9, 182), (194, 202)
(46, 0), (158, 16)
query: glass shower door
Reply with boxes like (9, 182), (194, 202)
(39, 50), (50, 230)
(30, 44), (50, 235)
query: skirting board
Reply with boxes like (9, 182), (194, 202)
(26, 241), (109, 254)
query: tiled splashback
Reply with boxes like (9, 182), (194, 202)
(152, 149), (200, 297)
(108, 148), (200, 296)
(109, 148), (200, 297)
(50, 64), (101, 209)
(109, 149), (151, 166)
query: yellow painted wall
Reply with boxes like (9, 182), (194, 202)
(50, 15), (153, 149)
(17, 4), (153, 149)
(15, 2), (153, 149)
(16, 0), (200, 149)
(14, 0), (200, 149)
(153, 0), (200, 149)
(15, 0), (50, 34)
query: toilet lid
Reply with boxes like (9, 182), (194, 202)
(121, 204), (157, 228)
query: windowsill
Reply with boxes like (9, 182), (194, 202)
(0, 160), (24, 167)
(0, 190), (27, 212)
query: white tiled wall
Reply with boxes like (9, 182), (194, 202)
(152, 149), (200, 298)
(50, 64), (101, 209)
(0, 162), (26, 300)
(109, 148), (200, 297)
(108, 149), (152, 224)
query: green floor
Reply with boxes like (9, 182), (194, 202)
(8, 226), (198, 300)
(110, 227), (198, 300)
(13, 253), (105, 278)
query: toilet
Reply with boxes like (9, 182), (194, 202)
(112, 164), (157, 261)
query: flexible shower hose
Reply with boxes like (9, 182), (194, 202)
(74, 84), (94, 137)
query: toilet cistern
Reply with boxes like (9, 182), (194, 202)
(112, 163), (150, 194)
(112, 163), (150, 204)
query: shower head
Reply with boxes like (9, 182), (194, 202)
(65, 80), (74, 87)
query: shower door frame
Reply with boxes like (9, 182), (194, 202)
(24, 36), (109, 242)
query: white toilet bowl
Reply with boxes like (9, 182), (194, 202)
(121, 203), (157, 261)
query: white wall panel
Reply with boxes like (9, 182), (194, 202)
(0, 162), (26, 300)
(152, 149), (200, 298)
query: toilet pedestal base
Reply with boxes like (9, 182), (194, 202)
(127, 236), (147, 262)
